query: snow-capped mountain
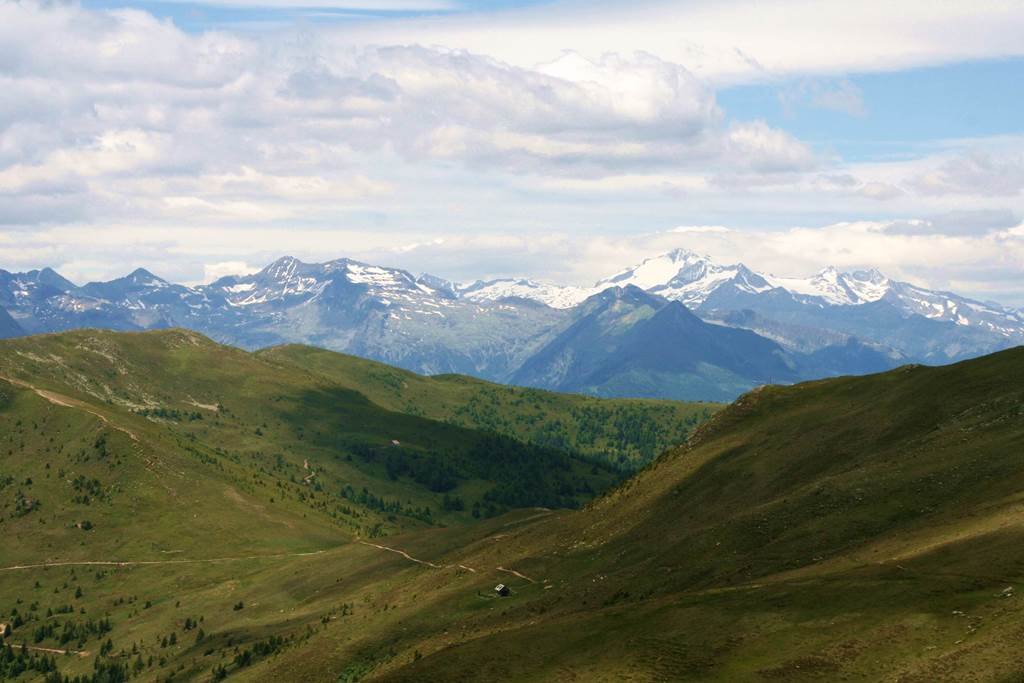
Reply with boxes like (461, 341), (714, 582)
(767, 266), (891, 306)
(0, 251), (1021, 400)
(1, 256), (564, 379)
(596, 248), (775, 308)
(462, 248), (1024, 348)
(206, 256), (443, 309)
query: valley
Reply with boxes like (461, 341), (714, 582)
(1, 329), (1023, 681)
(0, 328), (713, 681)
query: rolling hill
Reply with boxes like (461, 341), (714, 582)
(352, 345), (1024, 681)
(257, 343), (715, 469)
(0, 328), (714, 682)
(3, 330), (1024, 681)
(0, 328), (680, 544)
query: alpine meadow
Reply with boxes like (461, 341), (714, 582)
(2, 0), (1024, 681)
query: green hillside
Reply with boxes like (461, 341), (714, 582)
(258, 344), (717, 470)
(245, 346), (1024, 682)
(0, 329), (712, 682)
(353, 347), (1024, 681)
(4, 329), (1024, 682)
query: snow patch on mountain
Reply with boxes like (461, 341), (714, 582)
(459, 279), (598, 309)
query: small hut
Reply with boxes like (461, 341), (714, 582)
(494, 584), (510, 597)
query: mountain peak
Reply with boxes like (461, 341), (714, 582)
(261, 256), (304, 280)
(598, 249), (720, 290)
(587, 284), (662, 308)
(126, 267), (164, 284)
(35, 267), (77, 291)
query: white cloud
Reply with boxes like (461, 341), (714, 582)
(885, 209), (1020, 236)
(201, 261), (262, 283)
(723, 121), (817, 174)
(334, 0), (1024, 83)
(0, 0), (822, 235)
(857, 181), (903, 201)
(910, 152), (1024, 197)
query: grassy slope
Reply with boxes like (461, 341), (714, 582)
(6, 330), (1024, 682)
(0, 329), (655, 682)
(251, 347), (1024, 682)
(258, 345), (718, 469)
(0, 329), (622, 534)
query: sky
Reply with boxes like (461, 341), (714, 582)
(2, 0), (1023, 305)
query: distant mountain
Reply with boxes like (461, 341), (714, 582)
(196, 256), (565, 377)
(0, 251), (1019, 401)
(510, 286), (898, 401)
(512, 286), (798, 401)
(469, 248), (1024, 365)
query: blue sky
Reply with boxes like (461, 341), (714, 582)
(719, 58), (1024, 163)
(2, 0), (1024, 304)
(81, 0), (556, 31)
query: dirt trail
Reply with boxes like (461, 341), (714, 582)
(0, 374), (189, 493)
(357, 541), (445, 569)
(10, 645), (90, 658)
(0, 375), (139, 442)
(356, 540), (534, 582)
(497, 566), (536, 583)
(0, 549), (328, 573)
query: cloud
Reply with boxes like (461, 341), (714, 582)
(1, 0), (1022, 308)
(910, 152), (1024, 197)
(856, 181), (903, 200)
(0, 0), (825, 235)
(334, 0), (1024, 83)
(886, 209), (1021, 236)
(667, 225), (732, 235)
(723, 120), (817, 174)
(201, 261), (262, 283)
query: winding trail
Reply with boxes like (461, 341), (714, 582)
(356, 541), (445, 569)
(356, 540), (534, 582)
(0, 374), (189, 492)
(0, 550), (328, 573)
(0, 375), (138, 442)
(11, 645), (90, 658)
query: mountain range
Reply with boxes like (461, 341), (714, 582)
(1, 249), (1021, 401)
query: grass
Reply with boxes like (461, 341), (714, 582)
(4, 330), (1024, 681)
(258, 344), (718, 470)
(0, 329), (713, 682)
